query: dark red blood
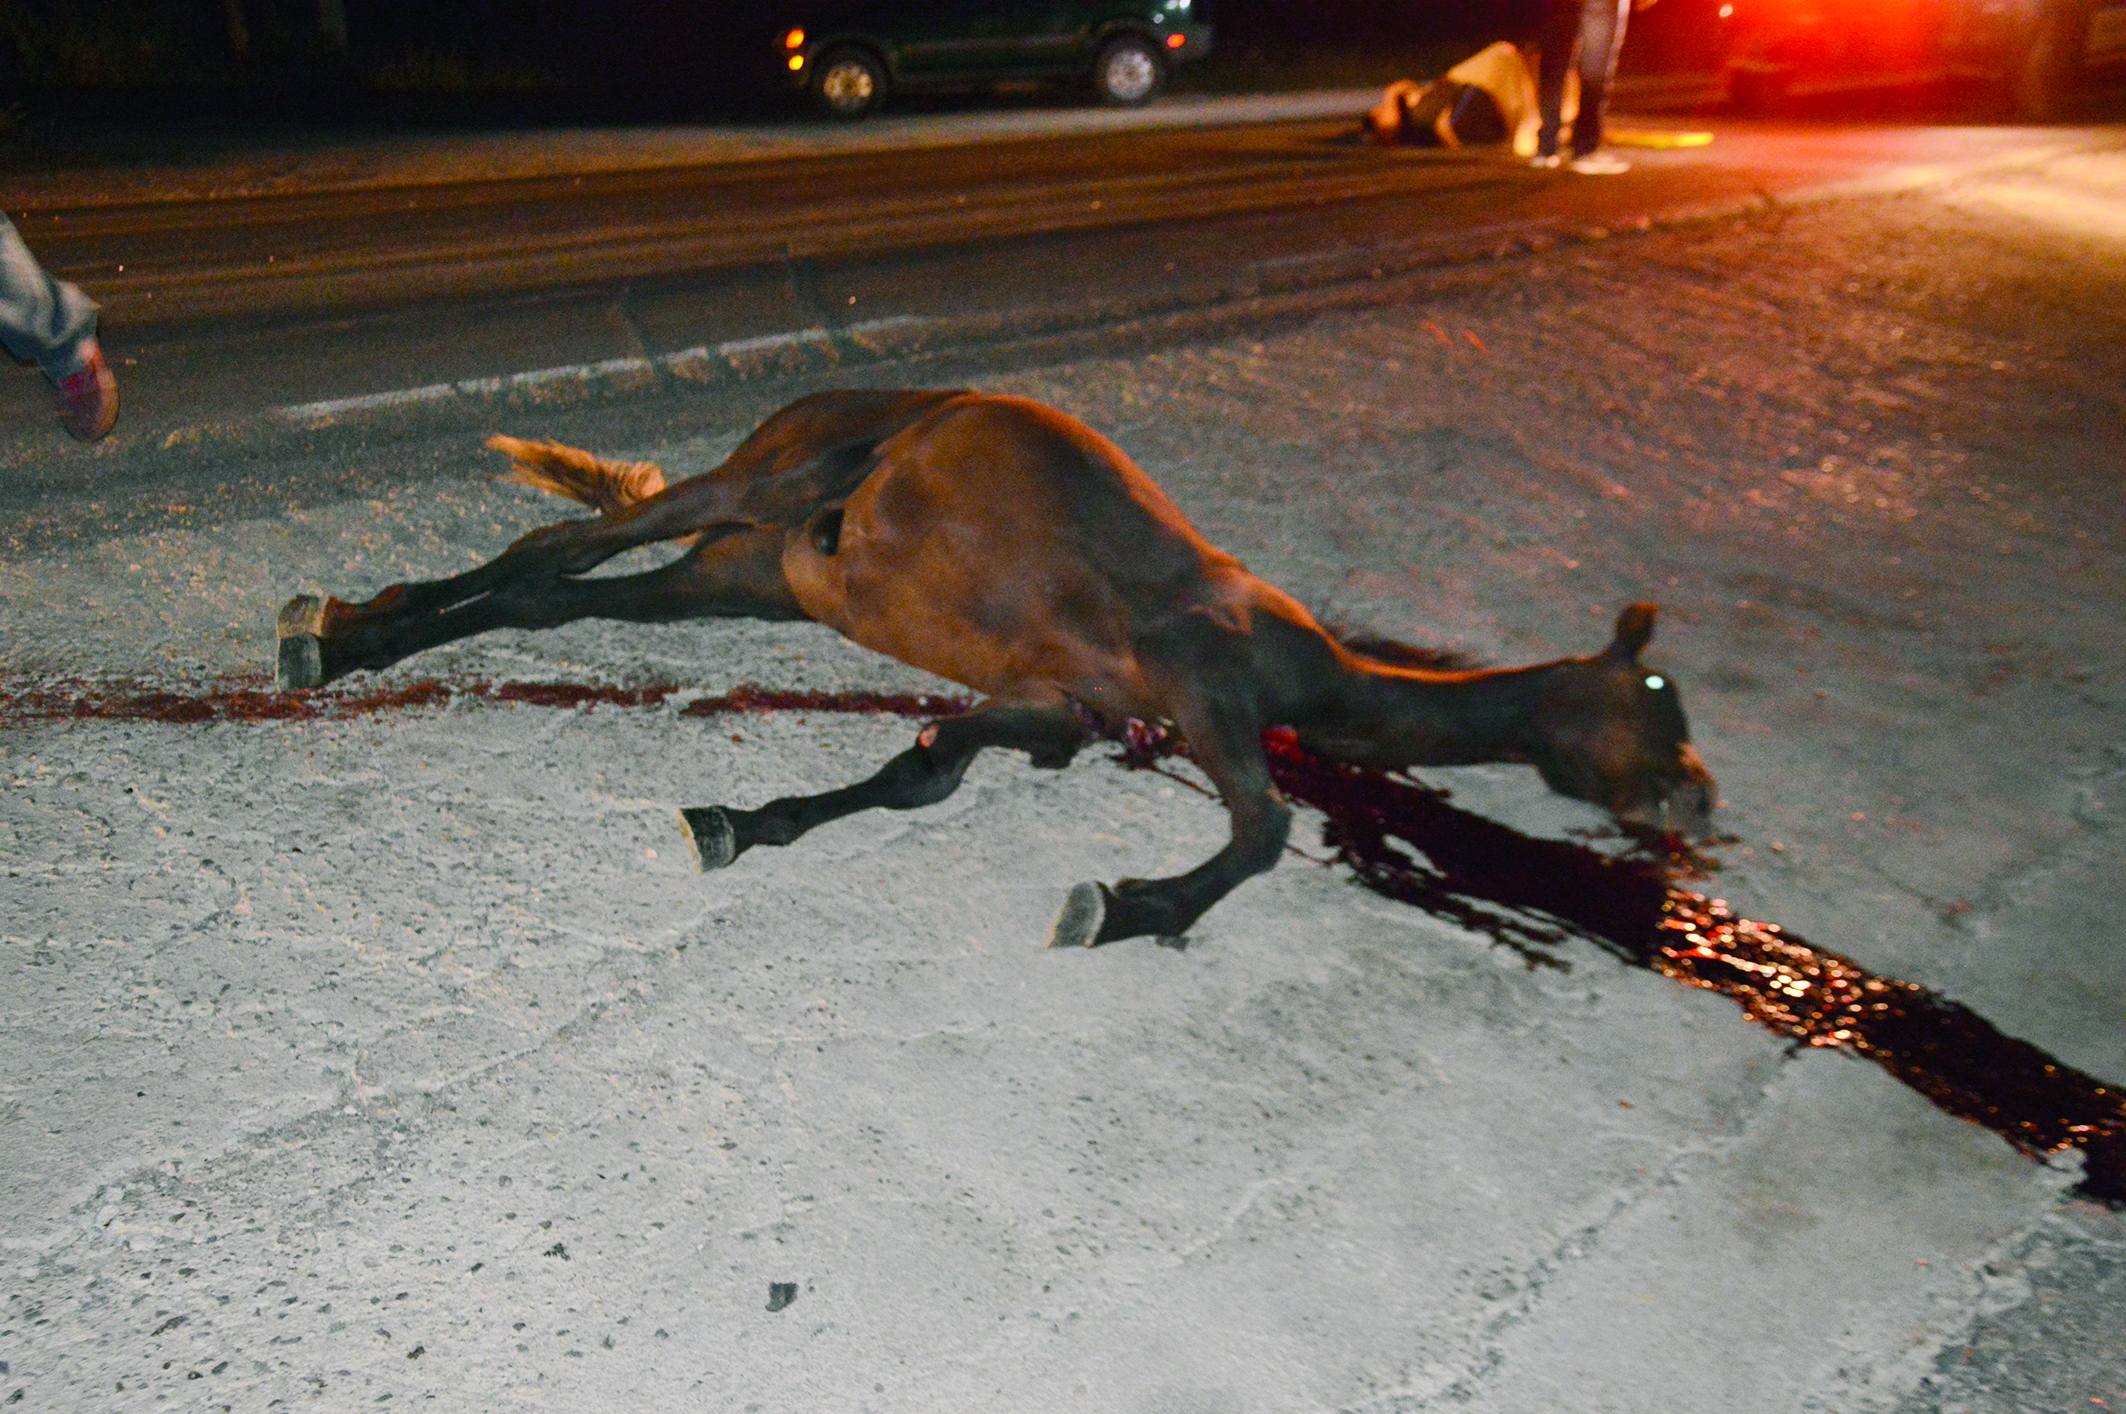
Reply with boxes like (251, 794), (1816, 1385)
(1256, 729), (2124, 1204)
(0, 676), (972, 728)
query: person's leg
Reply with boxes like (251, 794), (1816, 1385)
(1, 214), (118, 441)
(1532, 0), (1582, 162)
(1, 214), (99, 374)
(1445, 84), (1509, 146)
(1571, 0), (1632, 158)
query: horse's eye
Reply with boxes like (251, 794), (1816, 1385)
(1643, 675), (1666, 691)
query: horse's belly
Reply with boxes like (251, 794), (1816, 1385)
(782, 525), (1145, 711)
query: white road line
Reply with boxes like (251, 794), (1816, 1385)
(270, 322), (936, 430)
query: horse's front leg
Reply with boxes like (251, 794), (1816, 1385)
(680, 700), (1092, 871)
(1050, 687), (1292, 949)
(277, 525), (801, 689)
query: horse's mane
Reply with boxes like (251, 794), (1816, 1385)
(1325, 625), (1484, 673)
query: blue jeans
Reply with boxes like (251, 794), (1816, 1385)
(1, 213), (99, 378)
(1536, 0), (1632, 159)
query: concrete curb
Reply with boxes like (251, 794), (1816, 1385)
(94, 216), (1689, 466)
(115, 228), (1612, 467)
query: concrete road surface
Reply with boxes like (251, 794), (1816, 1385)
(2, 101), (2124, 1412)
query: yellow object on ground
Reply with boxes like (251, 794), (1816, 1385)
(1608, 129), (1715, 149)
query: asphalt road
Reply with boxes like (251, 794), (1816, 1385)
(22, 103), (1452, 325)
(13, 118), (2053, 325)
(6, 89), (2124, 470)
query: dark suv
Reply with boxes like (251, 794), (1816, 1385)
(770, 0), (1214, 118)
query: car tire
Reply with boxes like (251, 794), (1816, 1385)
(811, 46), (886, 120)
(2009, 6), (2081, 121)
(1091, 35), (1164, 106)
(1727, 65), (1790, 114)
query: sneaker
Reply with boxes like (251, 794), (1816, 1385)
(1529, 153), (1562, 169)
(1568, 152), (1631, 175)
(51, 342), (119, 443)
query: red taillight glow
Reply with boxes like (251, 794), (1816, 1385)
(783, 27), (805, 48)
(1165, 32), (1185, 48)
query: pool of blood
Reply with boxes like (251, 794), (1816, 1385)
(1255, 729), (2123, 1205)
(5, 674), (2118, 1203)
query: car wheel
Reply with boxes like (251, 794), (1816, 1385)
(2010, 6), (2080, 121)
(1727, 65), (1790, 114)
(812, 46), (886, 120)
(1091, 35), (1164, 106)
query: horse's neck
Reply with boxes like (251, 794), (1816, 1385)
(1301, 656), (1560, 768)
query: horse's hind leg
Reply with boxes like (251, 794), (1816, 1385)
(278, 526), (801, 689)
(680, 700), (1092, 874)
(275, 516), (615, 688)
(1051, 686), (1292, 949)
(315, 389), (968, 625)
(289, 508), (620, 640)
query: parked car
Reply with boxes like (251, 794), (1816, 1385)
(1722, 0), (2126, 118)
(767, 0), (1214, 119)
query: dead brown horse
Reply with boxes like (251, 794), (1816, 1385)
(277, 389), (1714, 947)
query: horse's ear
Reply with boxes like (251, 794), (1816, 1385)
(1605, 602), (1658, 660)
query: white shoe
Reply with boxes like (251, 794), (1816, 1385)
(1529, 153), (1562, 169)
(1569, 152), (1631, 175)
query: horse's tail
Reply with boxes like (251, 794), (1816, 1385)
(487, 435), (667, 518)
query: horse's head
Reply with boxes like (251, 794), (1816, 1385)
(1526, 603), (1716, 838)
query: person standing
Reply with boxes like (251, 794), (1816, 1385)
(2, 212), (119, 442)
(1531, 0), (1642, 174)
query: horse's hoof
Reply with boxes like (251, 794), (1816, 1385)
(678, 806), (737, 871)
(278, 593), (326, 638)
(277, 634), (323, 692)
(275, 595), (327, 692)
(1047, 881), (1107, 949)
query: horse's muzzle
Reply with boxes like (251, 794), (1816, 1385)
(1624, 743), (1717, 839)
